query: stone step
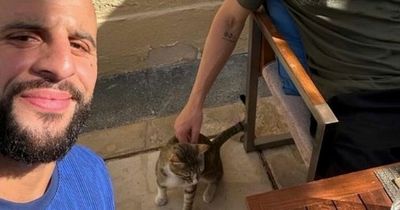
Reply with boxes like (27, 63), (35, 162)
(78, 97), (288, 160)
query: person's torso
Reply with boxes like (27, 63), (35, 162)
(0, 145), (115, 210)
(47, 145), (115, 210)
(284, 0), (400, 99)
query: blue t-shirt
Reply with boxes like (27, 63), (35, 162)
(265, 0), (309, 95)
(0, 145), (115, 210)
(237, 0), (309, 95)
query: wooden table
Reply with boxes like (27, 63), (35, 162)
(246, 166), (395, 210)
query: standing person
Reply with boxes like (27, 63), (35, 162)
(174, 0), (307, 143)
(0, 0), (115, 209)
(175, 0), (400, 178)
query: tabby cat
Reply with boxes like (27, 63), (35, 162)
(154, 121), (244, 210)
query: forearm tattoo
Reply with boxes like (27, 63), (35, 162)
(222, 30), (237, 43)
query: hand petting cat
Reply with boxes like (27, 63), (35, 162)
(174, 102), (203, 144)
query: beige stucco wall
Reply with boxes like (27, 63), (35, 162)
(94, 0), (249, 76)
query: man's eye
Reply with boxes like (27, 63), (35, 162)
(7, 33), (40, 46)
(9, 35), (33, 41)
(70, 41), (90, 53)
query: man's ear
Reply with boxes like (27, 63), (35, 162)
(197, 144), (210, 154)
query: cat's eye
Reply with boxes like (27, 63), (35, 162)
(171, 161), (185, 168)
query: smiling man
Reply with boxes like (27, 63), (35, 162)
(0, 0), (114, 209)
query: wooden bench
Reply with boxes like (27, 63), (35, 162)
(242, 9), (339, 181)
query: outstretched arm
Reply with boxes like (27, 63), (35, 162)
(174, 0), (250, 143)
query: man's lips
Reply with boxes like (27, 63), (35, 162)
(20, 89), (73, 112)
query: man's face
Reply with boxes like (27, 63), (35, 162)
(0, 0), (97, 164)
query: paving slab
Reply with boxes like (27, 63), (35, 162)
(78, 121), (147, 159)
(106, 137), (272, 210)
(262, 145), (307, 189)
(254, 97), (288, 137)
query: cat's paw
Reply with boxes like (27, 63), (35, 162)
(203, 192), (216, 203)
(155, 195), (168, 206)
(203, 193), (214, 203)
(203, 183), (217, 203)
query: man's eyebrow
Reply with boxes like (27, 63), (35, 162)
(0, 21), (43, 33)
(0, 21), (97, 49)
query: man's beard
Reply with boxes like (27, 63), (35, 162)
(0, 80), (91, 164)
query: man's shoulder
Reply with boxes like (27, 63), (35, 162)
(67, 145), (102, 161)
(52, 145), (115, 209)
(58, 145), (106, 173)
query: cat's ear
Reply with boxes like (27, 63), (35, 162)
(169, 154), (180, 163)
(197, 144), (209, 154)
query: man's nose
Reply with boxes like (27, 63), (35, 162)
(31, 39), (75, 83)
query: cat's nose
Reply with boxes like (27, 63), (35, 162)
(192, 175), (199, 184)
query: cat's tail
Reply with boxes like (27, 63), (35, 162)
(212, 121), (245, 148)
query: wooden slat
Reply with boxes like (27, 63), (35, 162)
(334, 195), (366, 210)
(292, 207), (307, 210)
(307, 200), (336, 210)
(359, 189), (392, 209)
(246, 167), (384, 210)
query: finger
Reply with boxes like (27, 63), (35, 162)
(174, 122), (188, 143)
(175, 130), (189, 143)
(190, 128), (200, 144)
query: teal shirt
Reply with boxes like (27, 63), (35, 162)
(286, 0), (400, 99)
(237, 0), (400, 99)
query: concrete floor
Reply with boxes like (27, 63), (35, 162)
(78, 97), (307, 210)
